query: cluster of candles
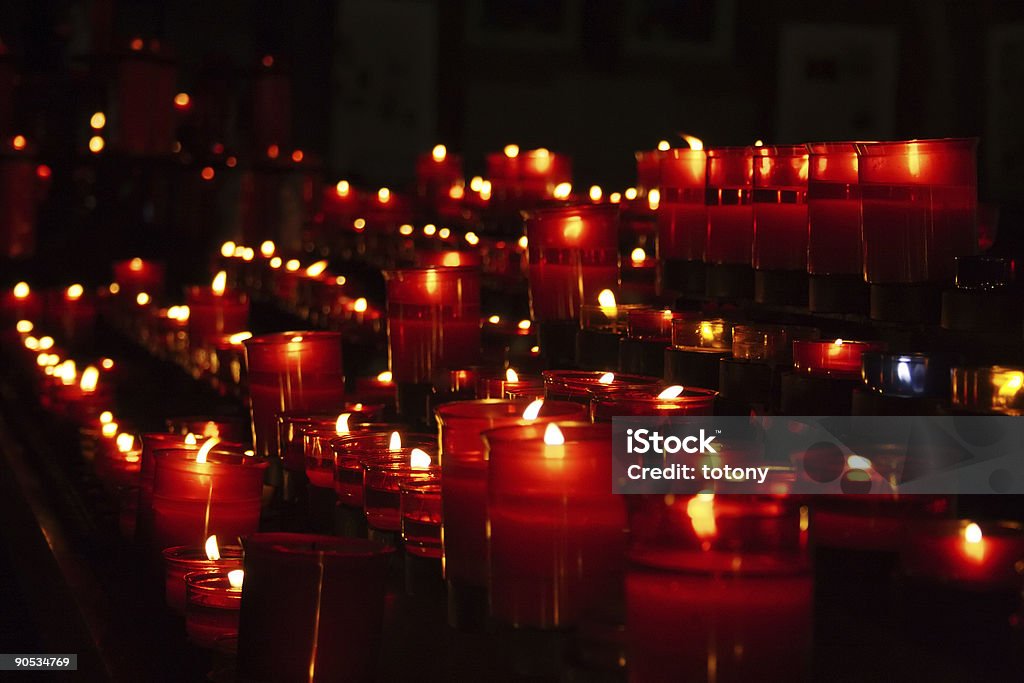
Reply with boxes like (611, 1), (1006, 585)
(2, 130), (1022, 682)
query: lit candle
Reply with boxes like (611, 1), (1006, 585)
(671, 317), (732, 351)
(276, 404), (385, 474)
(242, 332), (346, 458)
(658, 137), (707, 265)
(363, 446), (438, 532)
(112, 257), (166, 297)
(951, 366), (1024, 415)
(591, 385), (717, 421)
(806, 142), (863, 278)
(400, 478), (443, 559)
(299, 409), (386, 489)
(331, 431), (434, 508)
(860, 351), (959, 399)
(486, 146), (571, 204)
(185, 569), (244, 649)
(186, 270), (250, 350)
(626, 494), (811, 682)
(704, 146), (754, 297)
(542, 370), (662, 404)
(237, 533), (393, 683)
(416, 144), (463, 204)
(731, 323), (819, 366)
(435, 399), (587, 615)
(484, 422), (626, 628)
(524, 205), (619, 321)
(752, 145), (809, 303)
(902, 520), (1024, 590)
(162, 535), (243, 613)
(477, 367), (545, 400)
(792, 339), (885, 379)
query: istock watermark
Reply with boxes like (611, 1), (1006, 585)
(611, 415), (1024, 495)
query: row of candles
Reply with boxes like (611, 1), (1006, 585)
(8, 291), (1024, 680)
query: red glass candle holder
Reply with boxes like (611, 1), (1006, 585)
(186, 286), (249, 350)
(525, 205), (619, 321)
(580, 301), (648, 334)
(858, 138), (977, 284)
(400, 476), (442, 559)
(731, 324), (820, 366)
(484, 421), (626, 628)
(237, 534), (393, 683)
(332, 431), (434, 508)
(807, 142), (862, 276)
(487, 147), (571, 203)
(792, 339), (885, 379)
(658, 147), (708, 261)
(151, 447), (268, 551)
(242, 331), (345, 458)
(704, 147), (753, 265)
(163, 543), (243, 614)
(112, 257), (165, 297)
(951, 366), (1024, 415)
(627, 308), (682, 341)
(671, 317), (731, 351)
(416, 147), (463, 202)
(435, 399), (587, 593)
(185, 570), (243, 649)
(591, 387), (717, 421)
(384, 266), (481, 383)
(363, 453), (439, 532)
(277, 404), (386, 473)
(626, 494), (811, 682)
(542, 370), (662, 404)
(300, 417), (388, 489)
(752, 145), (809, 272)
(902, 519), (1024, 591)
(166, 416), (248, 443)
(417, 250), (482, 268)
(476, 371), (545, 400)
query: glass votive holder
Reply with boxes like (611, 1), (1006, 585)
(400, 476), (442, 559)
(166, 416), (248, 443)
(163, 544), (243, 614)
(671, 317), (732, 351)
(477, 370), (545, 400)
(542, 370), (663, 404)
(953, 255), (1014, 291)
(860, 351), (960, 398)
(792, 339), (885, 379)
(951, 366), (1024, 415)
(731, 324), (820, 366)
(185, 570), (243, 649)
(579, 302), (648, 334)
(278, 404), (386, 473)
(363, 454), (439, 532)
(332, 431), (435, 508)
(591, 386), (717, 421)
(627, 308), (683, 341)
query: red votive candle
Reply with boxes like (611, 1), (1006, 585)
(732, 323), (820, 366)
(332, 431), (434, 508)
(151, 446), (268, 551)
(363, 450), (439, 532)
(237, 534), (392, 683)
(484, 421), (626, 628)
(185, 570), (243, 649)
(400, 476), (443, 559)
(416, 145), (463, 203)
(792, 339), (885, 379)
(384, 266), (481, 383)
(163, 542), (243, 614)
(902, 520), (1024, 591)
(301, 417), (389, 489)
(627, 494), (811, 682)
(807, 142), (862, 276)
(435, 399), (587, 594)
(658, 147), (708, 261)
(592, 386), (717, 421)
(277, 404), (386, 473)
(477, 369), (545, 400)
(243, 331), (345, 458)
(525, 205), (620, 321)
(112, 257), (165, 297)
(627, 308), (682, 341)
(166, 416), (248, 443)
(186, 283), (249, 350)
(542, 370), (662, 404)
(418, 250), (482, 268)
(752, 145), (809, 272)
(858, 138), (977, 284)
(705, 147), (754, 266)
(487, 146), (572, 203)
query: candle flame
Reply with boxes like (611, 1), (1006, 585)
(99, 411), (113, 424)
(335, 413), (351, 434)
(389, 431), (402, 451)
(220, 241), (236, 257)
(211, 270), (227, 295)
(260, 240), (276, 257)
(101, 423), (118, 438)
(66, 283), (84, 300)
(241, 248), (255, 261)
(129, 257), (144, 272)
(687, 492), (717, 541)
(269, 256), (282, 269)
(517, 319), (531, 330)
(423, 224), (437, 236)
(701, 322), (716, 343)
(185, 433), (198, 445)
(658, 385), (684, 399)
(833, 338), (844, 347)
(543, 422), (565, 446)
(465, 232), (480, 245)
(754, 139), (764, 147)
(631, 247), (647, 264)
(552, 182), (572, 200)
(522, 399), (544, 420)
(479, 180), (492, 201)
(647, 189), (660, 211)
(657, 140), (671, 151)
(101, 358), (114, 369)
(506, 368), (520, 383)
(285, 259), (300, 272)
(335, 180), (350, 197)
(518, 235), (528, 250)
(589, 185), (602, 202)
(963, 522), (985, 563)
(504, 144), (520, 158)
(90, 112), (106, 129)
(470, 176), (483, 192)
(228, 331), (252, 345)
(907, 142), (921, 178)
(449, 183), (465, 200)
(80, 366), (99, 392)
(378, 187), (391, 204)
(205, 535), (221, 561)
(410, 448), (432, 469)
(38, 336), (54, 350)
(377, 370), (393, 383)
(964, 522), (983, 544)
(846, 455), (872, 470)
(624, 187), (638, 201)
(439, 227), (451, 240)
(609, 192), (622, 204)
(399, 224), (414, 236)
(488, 315), (500, 324)
(681, 134), (704, 151)
(432, 144), (446, 162)
(16, 320), (32, 333)
(442, 252), (461, 267)
(116, 433), (135, 453)
(228, 569), (244, 588)
(598, 372), (615, 384)
(195, 438), (220, 464)
(89, 136), (105, 153)
(13, 282), (30, 299)
(353, 297), (368, 313)
(996, 371), (1023, 399)
(136, 292), (150, 306)
(305, 260), (328, 277)
(598, 289), (617, 309)
(897, 360), (912, 385)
